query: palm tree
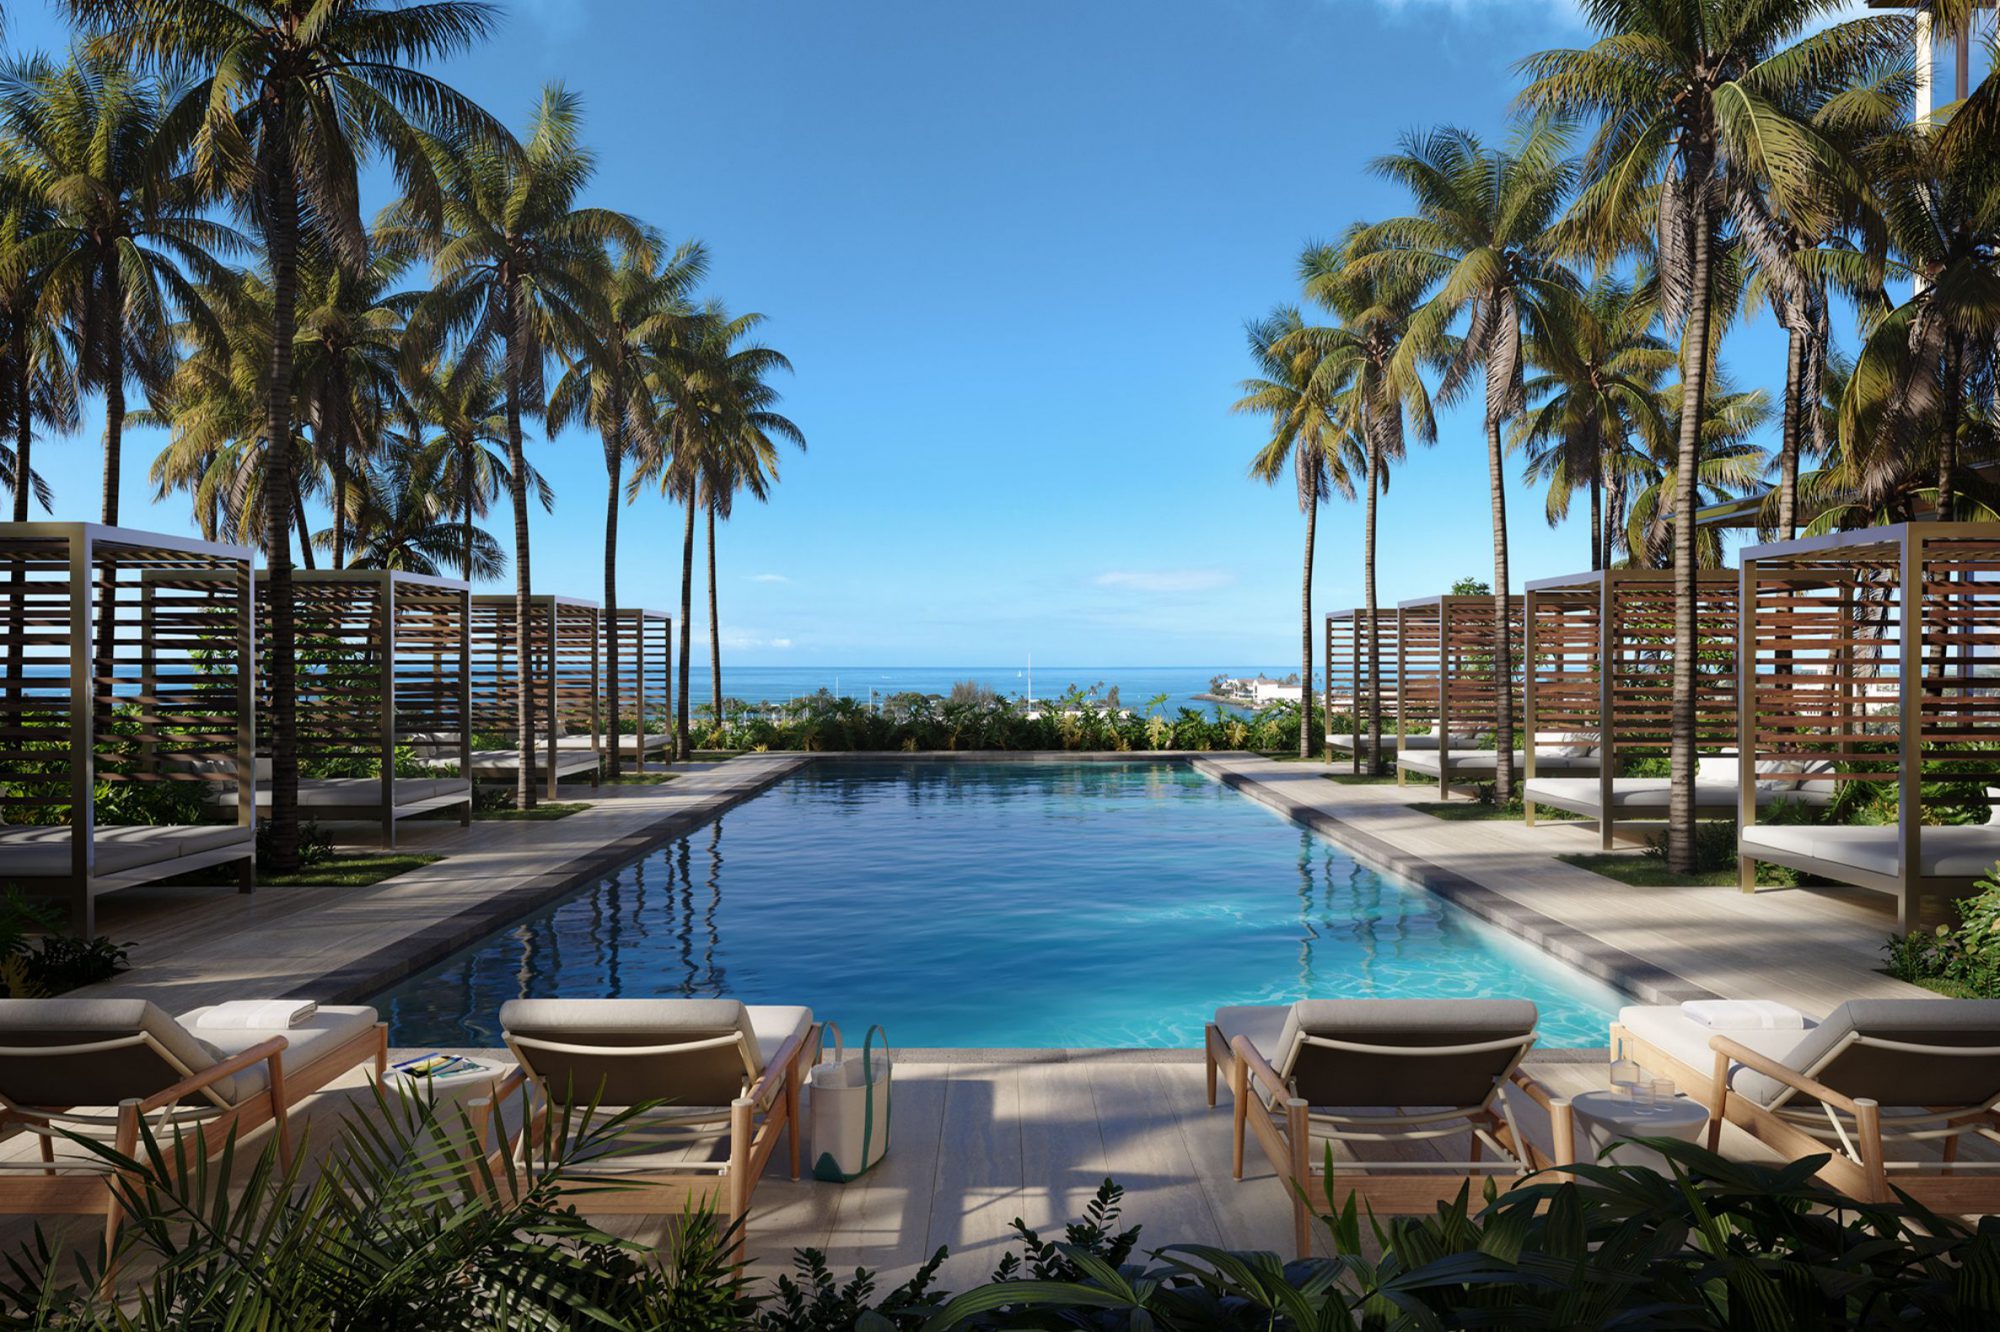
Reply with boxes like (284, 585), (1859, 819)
(1512, 278), (1672, 568)
(1622, 377), (1773, 566)
(1234, 306), (1354, 758)
(1520, 0), (1901, 870)
(400, 356), (548, 584)
(1346, 121), (1578, 805)
(294, 240), (416, 569)
(339, 440), (506, 578)
(0, 189), (76, 525)
(404, 83), (649, 808)
(548, 241), (705, 774)
(71, 0), (499, 869)
(0, 52), (238, 526)
(693, 313), (801, 743)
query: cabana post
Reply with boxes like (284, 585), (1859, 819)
(1737, 523), (2000, 931)
(0, 524), (256, 934)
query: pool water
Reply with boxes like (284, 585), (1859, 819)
(379, 761), (1622, 1048)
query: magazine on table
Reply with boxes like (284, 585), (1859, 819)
(392, 1052), (483, 1079)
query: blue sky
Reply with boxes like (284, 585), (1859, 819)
(11, 0), (1799, 667)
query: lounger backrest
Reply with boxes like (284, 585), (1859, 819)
(0, 999), (231, 1108)
(1779, 999), (2000, 1108)
(500, 998), (763, 1109)
(1275, 999), (1538, 1109)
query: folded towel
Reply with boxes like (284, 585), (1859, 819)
(194, 1000), (318, 1031)
(1680, 999), (1804, 1030)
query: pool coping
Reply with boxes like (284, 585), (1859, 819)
(1188, 756), (1716, 1008)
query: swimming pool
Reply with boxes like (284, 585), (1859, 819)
(379, 761), (1624, 1048)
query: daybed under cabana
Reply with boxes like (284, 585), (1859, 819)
(193, 570), (474, 846)
(1393, 593), (1595, 795)
(1518, 568), (1803, 845)
(1736, 522), (2000, 931)
(456, 594), (602, 797)
(1323, 608), (1397, 773)
(0, 523), (255, 934)
(573, 607), (672, 768)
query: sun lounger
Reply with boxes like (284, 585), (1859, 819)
(199, 758), (472, 846)
(0, 997), (386, 1246)
(1205, 998), (1568, 1257)
(1612, 999), (2000, 1207)
(489, 998), (820, 1246)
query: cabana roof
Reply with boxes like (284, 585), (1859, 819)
(1737, 521), (2000, 930)
(0, 523), (257, 933)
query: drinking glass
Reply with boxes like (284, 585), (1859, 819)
(1609, 1040), (1641, 1097)
(1650, 1078), (1676, 1106)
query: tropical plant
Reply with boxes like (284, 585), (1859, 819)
(336, 437), (505, 577)
(399, 353), (547, 582)
(68, 0), (500, 871)
(1347, 118), (1579, 804)
(402, 81), (648, 807)
(1520, 0), (1904, 871)
(549, 240), (706, 775)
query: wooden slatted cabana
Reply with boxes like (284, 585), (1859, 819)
(465, 594), (602, 797)
(1393, 595), (1539, 796)
(1521, 569), (1741, 846)
(1323, 608), (1397, 773)
(234, 570), (473, 845)
(0, 523), (254, 933)
(588, 608), (672, 768)
(1738, 523), (2000, 930)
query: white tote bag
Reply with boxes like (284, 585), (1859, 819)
(809, 1023), (890, 1182)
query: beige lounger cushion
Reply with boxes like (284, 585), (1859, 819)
(0, 824), (252, 878)
(174, 1004), (381, 1098)
(1525, 777), (1832, 815)
(203, 777), (472, 809)
(1727, 999), (2000, 1109)
(1617, 1004), (1818, 1096)
(0, 998), (373, 1107)
(500, 998), (813, 1109)
(1739, 824), (2000, 879)
(1403, 750), (1596, 778)
(1216, 998), (1537, 1107)
(446, 749), (600, 775)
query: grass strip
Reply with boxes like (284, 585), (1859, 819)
(475, 802), (591, 822)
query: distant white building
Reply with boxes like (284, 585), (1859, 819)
(1247, 676), (1295, 706)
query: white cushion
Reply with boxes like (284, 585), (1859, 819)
(1617, 1005), (1817, 1094)
(175, 1004), (379, 1098)
(1741, 824), (2000, 879)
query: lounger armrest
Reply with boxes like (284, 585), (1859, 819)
(138, 1035), (289, 1113)
(747, 1025), (814, 1113)
(1709, 1034), (1862, 1114)
(1229, 1034), (1287, 1105)
(1507, 1067), (1559, 1111)
(467, 1066), (529, 1156)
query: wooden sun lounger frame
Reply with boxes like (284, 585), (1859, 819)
(0, 1019), (387, 1255)
(1609, 1016), (2000, 1210)
(1203, 1021), (1573, 1258)
(468, 594), (602, 798)
(1324, 608), (1398, 774)
(478, 1020), (821, 1252)
(1736, 522), (2000, 930)
(0, 523), (257, 934)
(1393, 594), (1531, 798)
(1522, 568), (1740, 847)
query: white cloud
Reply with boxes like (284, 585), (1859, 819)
(720, 630), (795, 650)
(748, 573), (790, 584)
(1093, 569), (1237, 594)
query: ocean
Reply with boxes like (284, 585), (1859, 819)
(677, 665), (1303, 715)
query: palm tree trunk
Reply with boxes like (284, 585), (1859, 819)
(676, 482), (695, 760)
(1297, 493), (1315, 759)
(707, 497), (722, 743)
(1779, 327), (1803, 539)
(6, 331), (29, 713)
(331, 400), (349, 570)
(1364, 430), (1382, 774)
(603, 424), (623, 778)
(99, 272), (122, 527)
(1938, 338), (1961, 521)
(1666, 181), (1717, 876)
(1485, 411), (1515, 805)
(501, 285), (536, 810)
(1589, 432), (1603, 571)
(263, 156), (303, 872)
(291, 474), (315, 569)
(461, 436), (475, 582)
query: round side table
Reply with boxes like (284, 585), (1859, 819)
(1569, 1090), (1710, 1173)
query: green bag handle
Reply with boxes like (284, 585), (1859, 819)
(858, 1024), (890, 1173)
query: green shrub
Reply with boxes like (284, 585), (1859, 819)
(255, 817), (333, 870)
(0, 892), (129, 997)
(1887, 862), (2000, 995)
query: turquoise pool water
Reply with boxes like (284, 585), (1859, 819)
(379, 761), (1623, 1048)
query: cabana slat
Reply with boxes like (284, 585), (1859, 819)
(1323, 609), (1396, 773)
(465, 595), (602, 798)
(1393, 595), (1538, 796)
(596, 608), (672, 766)
(0, 523), (256, 934)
